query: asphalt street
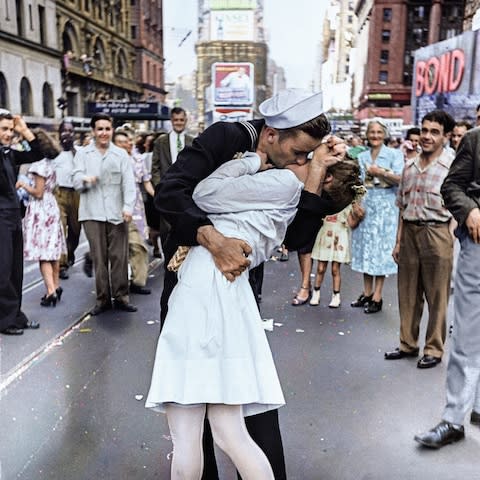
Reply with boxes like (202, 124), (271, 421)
(0, 250), (479, 480)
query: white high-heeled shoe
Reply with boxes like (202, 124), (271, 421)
(310, 288), (321, 306)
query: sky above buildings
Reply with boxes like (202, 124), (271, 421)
(163, 0), (328, 90)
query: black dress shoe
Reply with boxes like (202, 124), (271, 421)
(470, 411), (480, 425)
(59, 268), (69, 280)
(90, 303), (112, 316)
(113, 300), (138, 312)
(384, 347), (419, 360)
(364, 299), (382, 314)
(351, 293), (372, 307)
(414, 421), (464, 448)
(83, 253), (93, 278)
(24, 320), (40, 329)
(1, 326), (24, 335)
(417, 355), (441, 369)
(130, 284), (151, 295)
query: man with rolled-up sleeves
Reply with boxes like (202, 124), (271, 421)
(72, 113), (137, 316)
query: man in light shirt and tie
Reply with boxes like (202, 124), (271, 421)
(151, 107), (194, 248)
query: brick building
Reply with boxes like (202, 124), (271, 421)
(353, 0), (465, 124)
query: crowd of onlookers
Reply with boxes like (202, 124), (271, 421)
(0, 106), (191, 334)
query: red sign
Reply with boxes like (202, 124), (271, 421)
(415, 49), (465, 96)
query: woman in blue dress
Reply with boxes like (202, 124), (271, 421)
(351, 118), (404, 313)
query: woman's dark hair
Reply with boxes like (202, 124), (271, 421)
(277, 114), (331, 142)
(326, 159), (363, 210)
(33, 128), (61, 159)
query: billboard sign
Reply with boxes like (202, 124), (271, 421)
(85, 101), (168, 119)
(210, 10), (254, 41)
(412, 30), (480, 124)
(212, 107), (253, 124)
(213, 62), (254, 106)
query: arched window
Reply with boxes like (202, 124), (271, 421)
(20, 77), (33, 115)
(116, 49), (128, 77)
(62, 21), (79, 56)
(42, 83), (54, 118)
(93, 37), (106, 69)
(0, 73), (9, 109)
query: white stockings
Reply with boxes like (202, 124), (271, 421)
(165, 403), (274, 480)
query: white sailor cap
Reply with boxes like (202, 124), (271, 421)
(259, 89), (324, 129)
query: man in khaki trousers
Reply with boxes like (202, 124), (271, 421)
(385, 110), (456, 369)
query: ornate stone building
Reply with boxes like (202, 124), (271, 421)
(0, 0), (61, 127)
(56, 0), (142, 122)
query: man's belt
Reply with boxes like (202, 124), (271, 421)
(403, 219), (449, 226)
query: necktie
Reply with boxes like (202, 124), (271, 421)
(176, 134), (182, 153)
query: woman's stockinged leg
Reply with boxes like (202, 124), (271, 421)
(165, 404), (207, 480)
(207, 404), (274, 480)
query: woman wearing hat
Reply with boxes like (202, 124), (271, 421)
(350, 118), (404, 313)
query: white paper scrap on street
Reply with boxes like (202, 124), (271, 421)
(262, 318), (274, 331)
(296, 329), (305, 333)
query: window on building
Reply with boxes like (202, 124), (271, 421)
(413, 6), (425, 19)
(38, 5), (45, 44)
(20, 77), (32, 115)
(381, 30), (390, 43)
(379, 71), (388, 84)
(131, 0), (136, 5)
(131, 25), (137, 39)
(383, 8), (392, 22)
(116, 50), (127, 77)
(0, 73), (9, 109)
(15, 0), (24, 36)
(380, 50), (389, 64)
(84, 0), (90, 10)
(28, 4), (33, 30)
(93, 38), (106, 69)
(42, 83), (54, 118)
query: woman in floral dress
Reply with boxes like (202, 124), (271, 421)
(18, 156), (66, 306)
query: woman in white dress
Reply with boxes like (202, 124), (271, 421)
(146, 151), (362, 479)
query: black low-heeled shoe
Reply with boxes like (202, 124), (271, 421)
(56, 286), (63, 302)
(364, 299), (382, 314)
(40, 293), (57, 307)
(351, 293), (373, 307)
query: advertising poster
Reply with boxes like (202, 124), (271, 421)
(213, 62), (254, 106)
(212, 107), (254, 124)
(210, 10), (255, 41)
(412, 30), (480, 124)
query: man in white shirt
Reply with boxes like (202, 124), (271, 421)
(151, 107), (194, 247)
(72, 113), (137, 315)
(53, 120), (80, 280)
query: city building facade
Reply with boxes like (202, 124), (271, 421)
(195, 0), (268, 129)
(0, 0), (61, 128)
(352, 0), (465, 126)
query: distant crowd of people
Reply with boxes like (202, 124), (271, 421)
(2, 96), (480, 479)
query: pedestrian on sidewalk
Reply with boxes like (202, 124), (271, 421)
(0, 111), (44, 335)
(72, 113), (137, 316)
(152, 88), (362, 479)
(414, 115), (480, 448)
(350, 118), (404, 314)
(113, 130), (154, 295)
(385, 110), (456, 369)
(52, 120), (81, 280)
(309, 194), (365, 308)
(19, 129), (66, 307)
